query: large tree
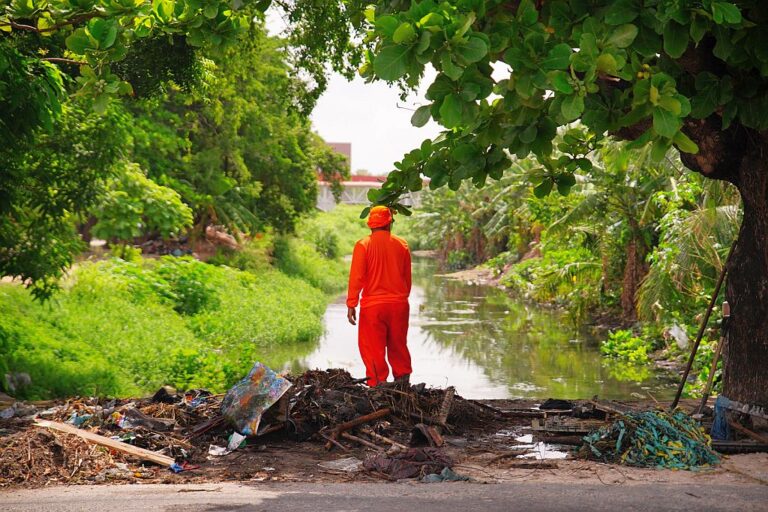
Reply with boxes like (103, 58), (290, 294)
(350, 0), (767, 408)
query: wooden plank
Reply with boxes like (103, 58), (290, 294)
(34, 420), (175, 467)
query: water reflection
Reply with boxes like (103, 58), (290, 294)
(292, 259), (676, 399)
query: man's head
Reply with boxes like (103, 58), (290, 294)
(367, 205), (393, 232)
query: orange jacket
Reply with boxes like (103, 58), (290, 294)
(346, 231), (411, 309)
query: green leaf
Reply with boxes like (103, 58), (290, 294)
(540, 43), (572, 70)
(652, 106), (680, 138)
(712, 2), (741, 25)
(88, 19), (118, 49)
(663, 21), (689, 58)
(203, 3), (217, 19)
(375, 15), (400, 38)
(690, 15), (708, 44)
(519, 123), (537, 144)
(411, 105), (432, 127)
(596, 53), (618, 75)
(419, 12), (444, 28)
(441, 52), (463, 80)
(607, 24), (638, 48)
(605, 0), (639, 25)
(359, 206), (371, 219)
(415, 30), (432, 54)
(393, 22), (417, 44)
(561, 94), (584, 121)
(517, 0), (538, 26)
(66, 30), (92, 55)
(533, 178), (553, 198)
(549, 71), (573, 93)
(374, 45), (411, 80)
(651, 137), (672, 162)
(455, 36), (488, 64)
(367, 188), (381, 202)
(673, 131), (699, 154)
(658, 95), (682, 115)
(439, 94), (463, 128)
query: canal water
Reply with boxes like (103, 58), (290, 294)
(294, 258), (677, 400)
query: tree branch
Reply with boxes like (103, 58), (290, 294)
(0, 11), (102, 34)
(41, 57), (84, 66)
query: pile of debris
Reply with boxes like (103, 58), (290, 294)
(4, 365), (763, 488)
(0, 368), (502, 487)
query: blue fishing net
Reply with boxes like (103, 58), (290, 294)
(580, 410), (720, 469)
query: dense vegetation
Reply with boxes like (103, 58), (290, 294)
(411, 136), (738, 395)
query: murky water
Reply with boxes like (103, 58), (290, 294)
(293, 258), (677, 400)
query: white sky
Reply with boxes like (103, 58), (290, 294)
(266, 12), (442, 175)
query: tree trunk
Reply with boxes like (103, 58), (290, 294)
(620, 232), (648, 322)
(722, 133), (768, 408)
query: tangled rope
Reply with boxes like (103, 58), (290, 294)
(580, 410), (719, 469)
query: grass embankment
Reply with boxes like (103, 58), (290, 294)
(0, 257), (327, 399)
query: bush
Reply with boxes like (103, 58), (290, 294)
(273, 236), (348, 294)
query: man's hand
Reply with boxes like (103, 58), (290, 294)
(347, 307), (357, 326)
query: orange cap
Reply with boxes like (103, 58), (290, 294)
(367, 206), (393, 228)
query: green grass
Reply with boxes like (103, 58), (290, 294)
(0, 257), (326, 399)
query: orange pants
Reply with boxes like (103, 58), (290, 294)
(358, 302), (412, 386)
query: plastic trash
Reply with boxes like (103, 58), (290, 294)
(220, 362), (292, 435)
(421, 467), (471, 483)
(318, 457), (364, 473)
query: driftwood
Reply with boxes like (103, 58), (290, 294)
(34, 420), (175, 467)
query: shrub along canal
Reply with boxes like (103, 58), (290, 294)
(293, 258), (677, 400)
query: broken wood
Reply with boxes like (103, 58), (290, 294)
(587, 400), (630, 417)
(325, 408), (391, 450)
(728, 420), (768, 445)
(359, 428), (408, 450)
(437, 386), (455, 426)
(34, 420), (175, 467)
(340, 432), (383, 451)
(533, 435), (584, 446)
(319, 431), (349, 452)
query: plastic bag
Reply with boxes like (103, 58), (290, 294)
(220, 362), (292, 435)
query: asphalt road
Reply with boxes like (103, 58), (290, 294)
(3, 481), (767, 512)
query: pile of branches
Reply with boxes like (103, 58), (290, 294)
(281, 369), (496, 444)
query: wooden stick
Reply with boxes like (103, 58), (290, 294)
(334, 408), (392, 433)
(340, 432), (383, 451)
(319, 431), (349, 452)
(359, 428), (408, 450)
(437, 387), (455, 426)
(672, 243), (734, 409)
(697, 335), (726, 415)
(34, 420), (175, 467)
(728, 420), (768, 445)
(325, 408), (391, 450)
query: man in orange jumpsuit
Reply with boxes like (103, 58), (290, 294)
(346, 206), (412, 387)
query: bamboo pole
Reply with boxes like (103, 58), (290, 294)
(671, 243), (735, 410)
